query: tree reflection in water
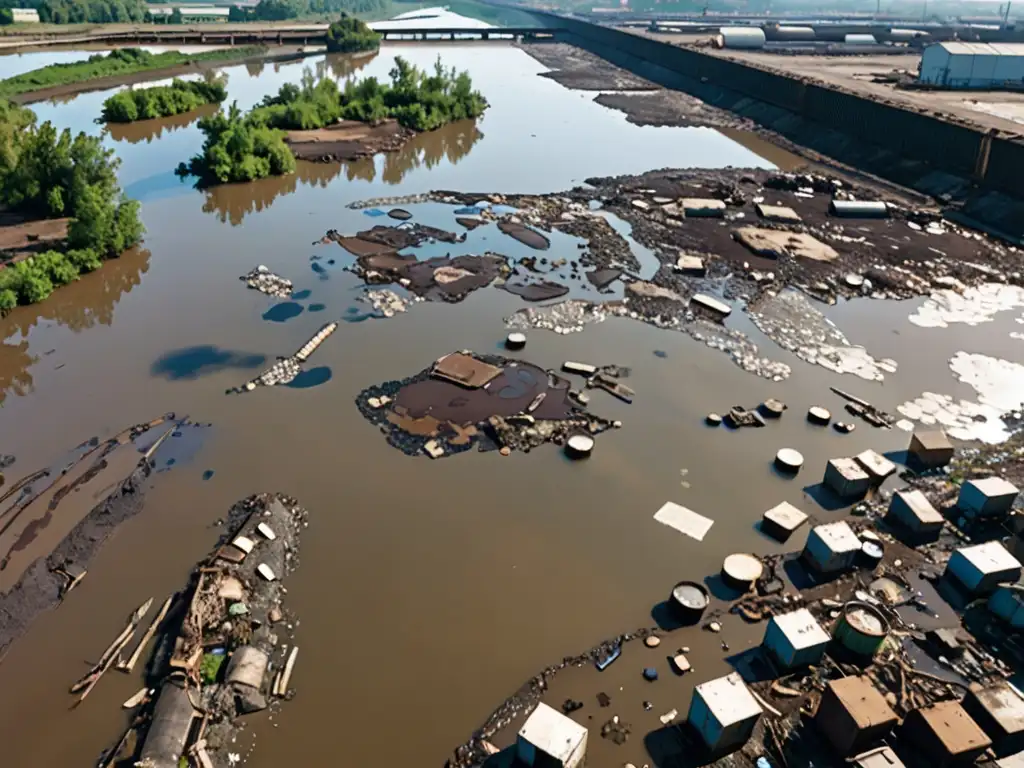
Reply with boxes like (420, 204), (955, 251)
(106, 102), (219, 145)
(202, 119), (483, 226)
(0, 247), (151, 405)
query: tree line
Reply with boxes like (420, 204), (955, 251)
(0, 101), (143, 312)
(179, 54), (487, 186)
(0, 0), (147, 24)
(228, 0), (389, 22)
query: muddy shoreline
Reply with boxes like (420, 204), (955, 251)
(0, 416), (197, 660)
(10, 46), (315, 105)
(285, 118), (413, 163)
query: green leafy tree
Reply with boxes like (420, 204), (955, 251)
(168, 6), (182, 23)
(0, 8), (14, 24)
(0, 288), (16, 313)
(325, 14), (380, 53)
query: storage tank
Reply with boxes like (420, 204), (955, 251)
(887, 28), (929, 42)
(845, 34), (877, 44)
(714, 27), (767, 50)
(773, 25), (816, 41)
(833, 601), (890, 658)
(669, 580), (710, 624)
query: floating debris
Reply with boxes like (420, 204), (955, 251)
(240, 265), (293, 299)
(229, 323), (338, 394)
(358, 288), (417, 318)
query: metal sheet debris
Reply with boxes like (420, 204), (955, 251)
(653, 501), (714, 541)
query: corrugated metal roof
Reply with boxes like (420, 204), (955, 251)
(938, 41), (1024, 56)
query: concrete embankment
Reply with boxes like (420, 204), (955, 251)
(527, 11), (1024, 241)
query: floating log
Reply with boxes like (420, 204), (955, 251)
(119, 595), (173, 674)
(278, 646), (299, 697)
(72, 597), (153, 696)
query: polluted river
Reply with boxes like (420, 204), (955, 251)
(2, 32), (1024, 768)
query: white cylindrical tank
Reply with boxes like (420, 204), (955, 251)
(715, 27), (767, 50)
(845, 34), (877, 44)
(888, 28), (929, 42)
(774, 25), (816, 41)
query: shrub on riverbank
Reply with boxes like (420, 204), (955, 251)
(340, 56), (487, 132)
(0, 46), (265, 99)
(178, 103), (296, 185)
(248, 70), (342, 130)
(102, 77), (228, 123)
(326, 14), (380, 53)
(0, 101), (144, 312)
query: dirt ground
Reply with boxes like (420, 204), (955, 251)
(286, 119), (413, 162)
(640, 32), (1024, 138)
(0, 214), (69, 263)
(10, 46), (312, 105)
(519, 41), (750, 131)
(519, 41), (657, 91)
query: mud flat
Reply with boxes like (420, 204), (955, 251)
(518, 41), (750, 131)
(0, 213), (69, 264)
(0, 414), (208, 658)
(96, 493), (308, 768)
(286, 119), (413, 163)
(356, 351), (622, 459)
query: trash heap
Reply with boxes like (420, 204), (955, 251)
(94, 493), (308, 768)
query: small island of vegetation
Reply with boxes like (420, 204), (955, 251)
(0, 46), (265, 101)
(0, 101), (144, 312)
(325, 13), (381, 53)
(102, 76), (228, 123)
(179, 56), (487, 187)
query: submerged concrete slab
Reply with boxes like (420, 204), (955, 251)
(734, 226), (838, 262)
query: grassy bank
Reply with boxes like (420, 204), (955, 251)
(0, 46), (266, 99)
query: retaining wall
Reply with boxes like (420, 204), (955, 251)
(534, 11), (1024, 200)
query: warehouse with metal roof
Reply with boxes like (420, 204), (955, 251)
(919, 42), (1024, 89)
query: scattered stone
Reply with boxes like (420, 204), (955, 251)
(706, 413), (723, 426)
(834, 421), (856, 434)
(643, 667), (658, 681)
(645, 636), (661, 648)
(423, 440), (445, 459)
(240, 265), (293, 299)
(672, 654), (691, 673)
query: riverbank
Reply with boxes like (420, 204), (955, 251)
(0, 415), (203, 659)
(5, 45), (314, 104)
(285, 118), (413, 162)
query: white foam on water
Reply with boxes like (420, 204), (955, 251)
(897, 352), (1024, 443)
(750, 290), (896, 382)
(908, 284), (1024, 329)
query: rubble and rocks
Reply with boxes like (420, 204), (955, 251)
(355, 351), (620, 459)
(228, 322), (337, 394)
(97, 493), (308, 768)
(239, 266), (293, 299)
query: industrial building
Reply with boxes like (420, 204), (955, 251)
(919, 42), (1024, 89)
(9, 8), (40, 22)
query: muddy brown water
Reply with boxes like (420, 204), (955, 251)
(1, 42), (1023, 768)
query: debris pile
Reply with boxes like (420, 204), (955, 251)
(356, 351), (622, 459)
(95, 493), (308, 768)
(239, 265), (293, 299)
